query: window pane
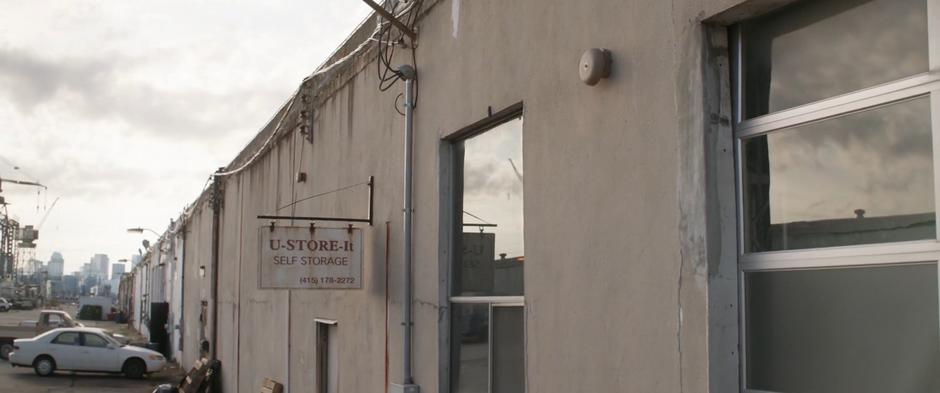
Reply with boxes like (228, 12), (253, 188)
(741, 0), (928, 118)
(454, 118), (524, 296)
(52, 332), (80, 345)
(743, 97), (935, 252)
(83, 334), (109, 348)
(745, 263), (940, 392)
(451, 303), (489, 393)
(492, 307), (524, 393)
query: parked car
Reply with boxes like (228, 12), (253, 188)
(9, 327), (166, 378)
(0, 310), (82, 360)
(0, 298), (11, 312)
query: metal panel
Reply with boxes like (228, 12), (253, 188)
(735, 75), (939, 138)
(449, 296), (524, 305)
(737, 269), (747, 393)
(740, 240), (940, 263)
(741, 254), (939, 272)
(487, 304), (493, 393)
(438, 142), (456, 393)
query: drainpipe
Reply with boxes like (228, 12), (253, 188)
(209, 171), (223, 362)
(398, 64), (418, 391)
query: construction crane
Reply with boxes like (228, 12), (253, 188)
(36, 196), (59, 230)
(0, 175), (46, 245)
(507, 158), (524, 183)
(0, 176), (46, 191)
(0, 176), (46, 206)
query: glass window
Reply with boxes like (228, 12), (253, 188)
(450, 304), (525, 393)
(491, 307), (524, 393)
(743, 97), (935, 252)
(83, 333), (109, 348)
(745, 263), (940, 392)
(451, 303), (490, 393)
(453, 117), (524, 296)
(47, 313), (64, 328)
(734, 0), (938, 391)
(450, 115), (525, 393)
(52, 332), (80, 346)
(741, 0), (928, 118)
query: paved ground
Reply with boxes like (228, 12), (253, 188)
(0, 308), (184, 393)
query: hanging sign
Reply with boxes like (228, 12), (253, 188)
(260, 226), (363, 289)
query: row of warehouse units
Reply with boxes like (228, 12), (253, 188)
(118, 220), (185, 363)
(117, 0), (940, 392)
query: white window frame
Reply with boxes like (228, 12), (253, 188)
(444, 109), (526, 393)
(732, 1), (940, 392)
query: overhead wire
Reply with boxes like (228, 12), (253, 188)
(215, 12), (380, 179)
(376, 0), (423, 97)
(175, 0), (426, 231)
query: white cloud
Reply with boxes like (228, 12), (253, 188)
(0, 0), (371, 273)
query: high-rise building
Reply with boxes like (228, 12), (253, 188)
(90, 254), (109, 281)
(62, 275), (79, 298)
(109, 263), (126, 297)
(80, 262), (92, 278)
(111, 263), (125, 277)
(131, 254), (141, 268)
(24, 258), (44, 276)
(47, 252), (64, 278)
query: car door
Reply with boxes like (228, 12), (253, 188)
(48, 331), (82, 370)
(80, 333), (119, 372)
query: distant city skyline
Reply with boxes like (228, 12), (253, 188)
(30, 250), (122, 277)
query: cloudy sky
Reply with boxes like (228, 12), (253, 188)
(0, 1), (372, 274)
(462, 118), (525, 259)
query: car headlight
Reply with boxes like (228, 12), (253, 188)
(148, 355), (164, 361)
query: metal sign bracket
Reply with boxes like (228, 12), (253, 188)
(257, 176), (375, 226)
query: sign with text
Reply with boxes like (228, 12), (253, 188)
(260, 226), (363, 289)
(460, 232), (495, 293)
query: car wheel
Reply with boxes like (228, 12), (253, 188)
(122, 358), (146, 379)
(33, 356), (55, 376)
(0, 343), (13, 360)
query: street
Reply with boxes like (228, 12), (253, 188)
(0, 364), (179, 393)
(0, 308), (182, 392)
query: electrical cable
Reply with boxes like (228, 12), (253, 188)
(276, 180), (370, 212)
(213, 0), (419, 180)
(394, 93), (406, 116)
(375, 0), (422, 94)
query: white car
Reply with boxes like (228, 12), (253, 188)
(9, 327), (166, 378)
(0, 298), (11, 312)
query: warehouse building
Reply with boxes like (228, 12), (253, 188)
(122, 0), (940, 392)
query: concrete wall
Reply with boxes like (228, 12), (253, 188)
(170, 233), (184, 362)
(133, 0), (769, 391)
(181, 199), (213, 371)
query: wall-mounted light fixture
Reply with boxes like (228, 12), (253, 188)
(580, 48), (612, 86)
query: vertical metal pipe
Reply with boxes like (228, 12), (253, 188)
(399, 64), (417, 386)
(210, 172), (222, 362)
